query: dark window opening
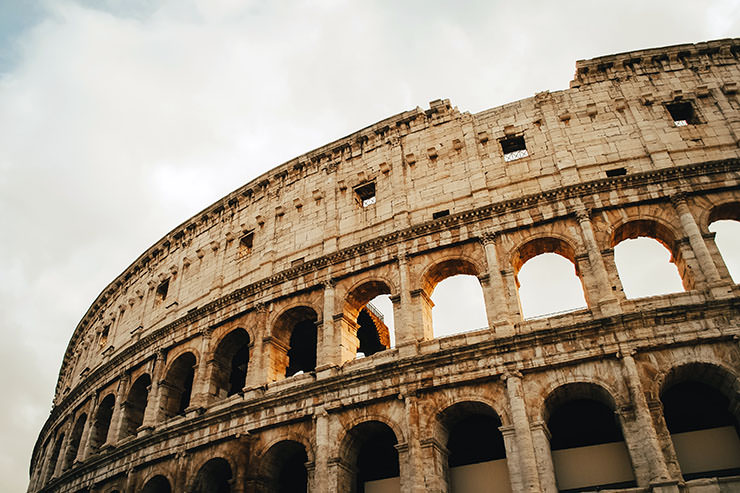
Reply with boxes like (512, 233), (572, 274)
(606, 167), (627, 177)
(277, 448), (308, 493)
(161, 352), (196, 420)
(667, 101), (699, 126)
(447, 414), (505, 467)
(89, 395), (115, 450)
(549, 399), (623, 450)
(228, 345), (249, 396)
(122, 375), (150, 437)
(355, 182), (376, 208)
(433, 209), (450, 220)
(356, 424), (399, 492)
(239, 232), (254, 257)
(155, 280), (169, 303)
(356, 308), (387, 357)
(177, 366), (194, 414)
(500, 135), (528, 162)
(192, 458), (232, 493)
(286, 320), (317, 377)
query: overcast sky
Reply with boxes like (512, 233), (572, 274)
(1, 1), (739, 491)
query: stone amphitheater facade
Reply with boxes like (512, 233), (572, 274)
(29, 38), (740, 493)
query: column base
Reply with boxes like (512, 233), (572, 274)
(598, 297), (621, 317)
(315, 364), (338, 379)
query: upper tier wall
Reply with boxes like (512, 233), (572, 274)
(54, 38), (740, 405)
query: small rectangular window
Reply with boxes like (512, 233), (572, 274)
(99, 326), (109, 349)
(433, 210), (450, 219)
(355, 182), (376, 208)
(500, 136), (528, 162)
(155, 279), (169, 303)
(606, 167), (627, 177)
(239, 231), (254, 258)
(666, 101), (699, 126)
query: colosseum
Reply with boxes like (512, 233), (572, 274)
(29, 38), (740, 493)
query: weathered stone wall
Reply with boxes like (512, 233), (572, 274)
(30, 38), (740, 493)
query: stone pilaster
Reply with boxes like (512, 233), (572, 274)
(141, 350), (165, 430)
(106, 372), (130, 446)
(504, 371), (541, 492)
(479, 231), (515, 334)
(317, 280), (338, 370)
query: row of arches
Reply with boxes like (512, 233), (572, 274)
(44, 361), (740, 492)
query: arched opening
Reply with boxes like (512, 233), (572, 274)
(63, 414), (86, 470)
(45, 431), (65, 481)
(260, 440), (308, 493)
(270, 307), (318, 380)
(512, 238), (587, 319)
(141, 475), (172, 493)
(342, 421), (400, 493)
(545, 383), (635, 492)
(89, 394), (115, 451)
(438, 402), (510, 493)
(661, 365), (740, 480)
(612, 220), (687, 299)
(192, 457), (233, 493)
(344, 280), (394, 360)
(121, 374), (150, 438)
(422, 259), (487, 338)
(708, 202), (740, 283)
(211, 328), (250, 399)
(160, 352), (196, 420)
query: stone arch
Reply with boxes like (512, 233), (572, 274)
(659, 361), (740, 480)
(89, 393), (115, 451)
(508, 234), (588, 317)
(419, 254), (488, 338)
(140, 474), (172, 493)
(542, 381), (636, 491)
(269, 305), (319, 380)
(337, 418), (402, 493)
(257, 439), (310, 493)
(45, 428), (66, 481)
(706, 201), (740, 228)
(190, 457), (233, 493)
(159, 351), (197, 420)
(341, 277), (395, 359)
(62, 413), (87, 470)
(210, 327), (251, 399)
(121, 373), (151, 438)
(339, 413), (407, 452)
(610, 217), (692, 294)
(706, 201), (740, 283)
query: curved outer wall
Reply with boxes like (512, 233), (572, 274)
(30, 39), (740, 492)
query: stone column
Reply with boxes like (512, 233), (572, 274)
(245, 303), (268, 388)
(575, 207), (620, 316)
(601, 248), (628, 303)
(479, 231), (514, 335)
(504, 371), (541, 492)
(396, 253), (425, 348)
(77, 393), (99, 462)
(317, 280), (339, 371)
(501, 269), (523, 322)
(141, 350), (165, 430)
(419, 437), (448, 493)
(189, 329), (212, 411)
(401, 394), (427, 493)
(671, 194), (722, 285)
(106, 372), (130, 446)
(530, 421), (557, 493)
(313, 407), (330, 493)
(500, 425), (524, 493)
(620, 351), (677, 490)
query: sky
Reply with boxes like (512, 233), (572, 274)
(1, 0), (739, 491)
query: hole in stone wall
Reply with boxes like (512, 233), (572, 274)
(433, 209), (450, 220)
(286, 320), (317, 377)
(605, 167), (627, 177)
(239, 231), (254, 258)
(500, 136), (528, 162)
(155, 280), (169, 304)
(517, 253), (587, 319)
(431, 274), (488, 337)
(355, 182), (376, 208)
(666, 101), (699, 126)
(614, 238), (684, 299)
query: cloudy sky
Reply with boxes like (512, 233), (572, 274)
(1, 0), (739, 490)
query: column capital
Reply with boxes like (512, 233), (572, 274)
(574, 206), (592, 223)
(321, 279), (336, 289)
(669, 191), (688, 208)
(254, 302), (268, 314)
(478, 230), (498, 246)
(502, 369), (523, 381)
